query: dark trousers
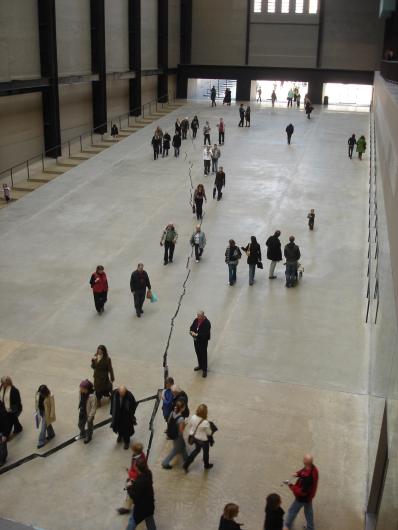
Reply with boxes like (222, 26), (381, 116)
(194, 340), (208, 372)
(192, 128), (197, 138)
(184, 439), (210, 469)
(194, 244), (203, 261)
(219, 131), (224, 144)
(309, 220), (314, 230)
(195, 199), (203, 219)
(93, 291), (107, 313)
(204, 134), (211, 145)
(216, 184), (223, 200)
(78, 412), (93, 440)
(133, 289), (146, 315)
(245, 119), (250, 127)
(163, 148), (169, 157)
(6, 412), (22, 436)
(153, 148), (158, 160)
(211, 99), (216, 107)
(164, 241), (175, 263)
(287, 134), (292, 145)
(174, 147), (180, 157)
(182, 130), (187, 139)
(239, 116), (244, 127)
(348, 145), (354, 158)
(287, 98), (293, 107)
(204, 160), (210, 175)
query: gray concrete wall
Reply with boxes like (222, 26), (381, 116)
(0, 93), (43, 174)
(59, 84), (92, 143)
(141, 75), (157, 104)
(321, 0), (384, 70)
(191, 0), (247, 65)
(105, 0), (129, 73)
(141, 0), (158, 70)
(370, 73), (398, 528)
(55, 0), (91, 76)
(168, 0), (180, 68)
(0, 0), (41, 82)
(107, 79), (129, 119)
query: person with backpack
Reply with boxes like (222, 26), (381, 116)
(225, 239), (242, 286)
(162, 400), (188, 469)
(160, 223), (178, 265)
(89, 265), (108, 314)
(161, 377), (174, 421)
(241, 236), (262, 286)
(191, 115), (199, 138)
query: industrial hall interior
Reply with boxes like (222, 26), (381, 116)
(1, 0), (398, 529)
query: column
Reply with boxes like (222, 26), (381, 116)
(158, 0), (168, 102)
(129, 0), (141, 116)
(90, 0), (107, 134)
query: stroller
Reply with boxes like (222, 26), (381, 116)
(285, 261), (304, 287)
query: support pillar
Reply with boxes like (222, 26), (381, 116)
(180, 0), (192, 64)
(129, 0), (141, 116)
(158, 0), (168, 102)
(90, 0), (107, 134)
(37, 0), (61, 158)
(236, 77), (251, 101)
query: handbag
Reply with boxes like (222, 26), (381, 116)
(192, 204), (196, 214)
(188, 418), (204, 445)
(213, 187), (216, 199)
(257, 261), (263, 269)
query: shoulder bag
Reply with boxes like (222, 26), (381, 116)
(188, 418), (204, 445)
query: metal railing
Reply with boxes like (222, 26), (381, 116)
(0, 90), (176, 189)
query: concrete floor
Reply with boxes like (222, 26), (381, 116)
(0, 102), (369, 529)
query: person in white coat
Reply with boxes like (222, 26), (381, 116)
(203, 146), (211, 176)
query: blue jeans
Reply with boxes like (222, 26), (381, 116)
(38, 415), (55, 446)
(249, 264), (256, 285)
(212, 158), (218, 173)
(284, 499), (314, 530)
(162, 436), (188, 467)
(127, 514), (156, 530)
(285, 262), (298, 286)
(228, 264), (237, 284)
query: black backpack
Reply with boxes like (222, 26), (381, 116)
(166, 414), (183, 440)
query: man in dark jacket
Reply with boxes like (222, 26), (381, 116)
(110, 385), (137, 449)
(210, 86), (217, 107)
(126, 460), (156, 530)
(266, 230), (282, 279)
(171, 385), (190, 418)
(286, 123), (294, 145)
(348, 133), (356, 159)
(284, 454), (319, 530)
(130, 263), (151, 317)
(214, 166), (226, 201)
(172, 133), (181, 157)
(189, 311), (211, 378)
(284, 236), (301, 288)
(0, 377), (23, 437)
(238, 104), (245, 127)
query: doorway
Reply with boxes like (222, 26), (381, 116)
(187, 79), (237, 101)
(322, 83), (373, 106)
(253, 80), (308, 105)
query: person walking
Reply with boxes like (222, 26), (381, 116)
(117, 442), (147, 515)
(238, 104), (245, 127)
(257, 87), (262, 102)
(3, 183), (11, 202)
(266, 230), (282, 279)
(264, 493), (284, 530)
(347, 134), (356, 159)
(111, 123), (119, 139)
(284, 236), (301, 288)
(217, 118), (225, 145)
(211, 144), (221, 174)
(174, 118), (181, 136)
(190, 224), (207, 262)
(193, 184), (207, 220)
(91, 344), (115, 407)
(245, 105), (251, 127)
(0, 401), (8, 466)
(0, 377), (23, 437)
(171, 385), (190, 418)
(203, 146), (211, 176)
(283, 454), (319, 530)
(271, 90), (277, 107)
(35, 385), (56, 449)
(172, 132), (181, 157)
(181, 117), (189, 140)
(211, 86), (217, 107)
(76, 379), (97, 444)
(307, 209), (315, 230)
(183, 404), (213, 471)
(151, 134), (161, 160)
(191, 115), (199, 138)
(155, 127), (163, 155)
(203, 121), (211, 145)
(304, 96), (313, 119)
(160, 223), (178, 265)
(214, 166), (225, 201)
(296, 92), (301, 108)
(225, 239), (242, 286)
(130, 263), (152, 317)
(161, 377), (175, 421)
(89, 265), (108, 314)
(110, 385), (137, 449)
(225, 88), (232, 106)
(126, 460), (157, 530)
(287, 89), (293, 108)
(219, 503), (243, 529)
(356, 135), (367, 160)
(162, 131), (171, 157)
(189, 311), (211, 377)
(162, 399), (188, 469)
(242, 236), (262, 286)
(286, 124), (294, 145)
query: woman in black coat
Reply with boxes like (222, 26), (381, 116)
(162, 132), (171, 157)
(0, 377), (23, 437)
(264, 493), (284, 530)
(219, 503), (243, 529)
(126, 460), (156, 530)
(266, 230), (282, 279)
(110, 385), (137, 449)
(242, 236), (262, 286)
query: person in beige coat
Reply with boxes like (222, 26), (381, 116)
(76, 380), (97, 444)
(35, 385), (56, 449)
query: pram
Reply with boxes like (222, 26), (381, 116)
(284, 261), (304, 287)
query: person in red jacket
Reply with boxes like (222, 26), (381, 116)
(117, 442), (147, 515)
(283, 454), (318, 530)
(89, 265), (108, 314)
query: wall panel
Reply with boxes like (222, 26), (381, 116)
(105, 0), (129, 73)
(141, 0), (158, 70)
(107, 79), (129, 118)
(58, 84), (92, 142)
(141, 75), (157, 104)
(168, 0), (180, 68)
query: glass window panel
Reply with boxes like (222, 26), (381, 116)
(295, 0), (304, 13)
(309, 0), (318, 14)
(254, 0), (262, 13)
(281, 0), (290, 13)
(267, 0), (276, 13)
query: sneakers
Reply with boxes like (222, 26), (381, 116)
(162, 464), (173, 470)
(204, 463), (213, 470)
